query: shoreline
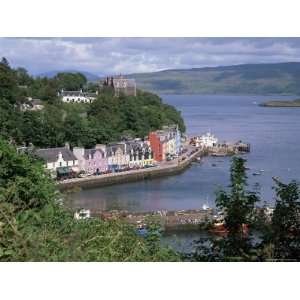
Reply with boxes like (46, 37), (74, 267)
(58, 147), (203, 191)
(260, 99), (300, 107)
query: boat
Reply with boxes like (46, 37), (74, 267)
(74, 209), (91, 220)
(260, 169), (265, 172)
(195, 157), (201, 162)
(202, 203), (210, 210)
(212, 163), (217, 167)
(210, 221), (248, 236)
(211, 153), (226, 157)
(252, 172), (261, 176)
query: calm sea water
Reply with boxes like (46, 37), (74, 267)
(68, 95), (300, 212)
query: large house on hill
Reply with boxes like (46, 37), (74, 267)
(58, 89), (98, 103)
(102, 76), (137, 97)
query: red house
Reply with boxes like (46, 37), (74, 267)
(149, 132), (164, 162)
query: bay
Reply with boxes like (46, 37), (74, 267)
(68, 94), (300, 212)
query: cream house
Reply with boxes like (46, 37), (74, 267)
(106, 143), (129, 171)
(34, 145), (79, 176)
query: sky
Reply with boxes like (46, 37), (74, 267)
(1, 37), (300, 76)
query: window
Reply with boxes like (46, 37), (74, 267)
(59, 162), (62, 167)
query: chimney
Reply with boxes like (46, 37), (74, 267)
(65, 142), (70, 150)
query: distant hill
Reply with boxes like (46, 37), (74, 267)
(126, 62), (300, 95)
(37, 70), (101, 82)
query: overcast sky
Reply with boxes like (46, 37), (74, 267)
(1, 37), (300, 76)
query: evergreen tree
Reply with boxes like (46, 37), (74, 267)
(190, 157), (259, 261)
(259, 179), (300, 261)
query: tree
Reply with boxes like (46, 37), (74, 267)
(0, 138), (179, 261)
(0, 57), (18, 103)
(259, 179), (300, 261)
(190, 157), (259, 261)
(54, 72), (87, 91)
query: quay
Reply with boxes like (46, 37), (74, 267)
(58, 145), (202, 190)
(58, 138), (250, 190)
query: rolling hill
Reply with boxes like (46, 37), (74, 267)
(125, 62), (300, 95)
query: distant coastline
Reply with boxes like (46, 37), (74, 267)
(260, 99), (300, 107)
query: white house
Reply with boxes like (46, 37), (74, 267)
(20, 98), (44, 111)
(34, 144), (79, 176)
(59, 89), (98, 103)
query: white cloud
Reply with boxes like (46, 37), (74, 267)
(1, 37), (300, 76)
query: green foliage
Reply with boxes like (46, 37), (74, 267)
(0, 57), (18, 103)
(0, 138), (179, 261)
(54, 72), (87, 91)
(258, 179), (300, 261)
(188, 158), (300, 262)
(189, 157), (260, 261)
(0, 58), (185, 149)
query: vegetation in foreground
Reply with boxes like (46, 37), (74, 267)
(0, 138), (179, 261)
(187, 157), (300, 262)
(1, 140), (300, 261)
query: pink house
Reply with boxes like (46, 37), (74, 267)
(73, 145), (108, 174)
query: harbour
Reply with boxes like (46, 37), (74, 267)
(66, 94), (300, 216)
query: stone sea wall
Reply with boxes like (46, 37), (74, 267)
(58, 150), (200, 191)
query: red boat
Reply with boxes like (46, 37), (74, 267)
(210, 221), (249, 236)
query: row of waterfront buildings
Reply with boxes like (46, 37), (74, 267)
(27, 125), (182, 178)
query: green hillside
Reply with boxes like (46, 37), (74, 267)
(126, 62), (300, 95)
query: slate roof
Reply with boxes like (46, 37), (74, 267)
(106, 143), (126, 156)
(83, 148), (105, 159)
(60, 91), (97, 98)
(125, 141), (151, 154)
(34, 147), (77, 163)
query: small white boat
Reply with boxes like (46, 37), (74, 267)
(74, 209), (91, 220)
(202, 203), (210, 210)
(252, 172), (261, 176)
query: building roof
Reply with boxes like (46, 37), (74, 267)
(106, 143), (126, 156)
(60, 90), (97, 98)
(83, 148), (105, 159)
(125, 141), (151, 154)
(34, 147), (77, 163)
